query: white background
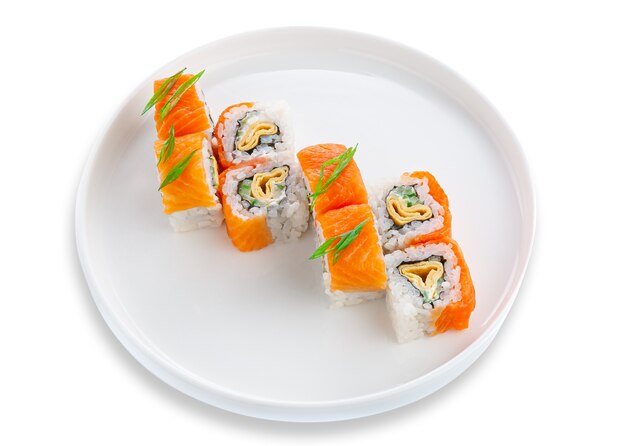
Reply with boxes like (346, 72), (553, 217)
(1, 0), (624, 444)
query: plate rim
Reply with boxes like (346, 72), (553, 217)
(75, 26), (536, 422)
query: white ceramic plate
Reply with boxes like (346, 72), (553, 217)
(76, 27), (534, 422)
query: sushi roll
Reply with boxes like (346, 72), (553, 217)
(152, 71), (213, 140)
(300, 143), (386, 306)
(370, 171), (451, 253)
(313, 204), (387, 307)
(153, 132), (223, 232)
(219, 154), (309, 252)
(297, 144), (369, 216)
(385, 237), (475, 343)
(213, 101), (294, 170)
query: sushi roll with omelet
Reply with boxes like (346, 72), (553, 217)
(385, 237), (475, 343)
(370, 171), (451, 253)
(219, 154), (309, 252)
(213, 101), (294, 170)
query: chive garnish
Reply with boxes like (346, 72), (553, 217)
(142, 68), (186, 115)
(309, 144), (358, 210)
(158, 70), (205, 122)
(158, 149), (199, 190)
(157, 126), (176, 165)
(309, 218), (369, 264)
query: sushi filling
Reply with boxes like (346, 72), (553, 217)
(200, 135), (220, 194)
(235, 111), (281, 153)
(399, 258), (445, 304)
(386, 185), (432, 227)
(237, 166), (288, 209)
(208, 155), (219, 188)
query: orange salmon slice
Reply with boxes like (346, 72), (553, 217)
(297, 144), (369, 216)
(317, 204), (387, 293)
(154, 133), (217, 214)
(431, 237), (476, 334)
(153, 74), (211, 140)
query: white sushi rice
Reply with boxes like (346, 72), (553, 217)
(313, 216), (385, 309)
(370, 176), (445, 253)
(385, 242), (461, 343)
(222, 153), (309, 242)
(195, 85), (215, 129)
(168, 206), (223, 232)
(212, 101), (294, 165)
(165, 136), (223, 232)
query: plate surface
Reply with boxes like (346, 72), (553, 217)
(76, 28), (534, 422)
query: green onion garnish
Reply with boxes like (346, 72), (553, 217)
(142, 68), (186, 115)
(309, 218), (369, 264)
(158, 70), (205, 122)
(309, 144), (358, 210)
(158, 149), (199, 190)
(157, 126), (176, 165)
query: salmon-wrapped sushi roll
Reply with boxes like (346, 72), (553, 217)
(370, 171), (451, 253)
(313, 204), (387, 307)
(297, 144), (369, 216)
(213, 101), (294, 170)
(219, 154), (309, 252)
(154, 133), (222, 232)
(153, 72), (213, 140)
(385, 237), (475, 343)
